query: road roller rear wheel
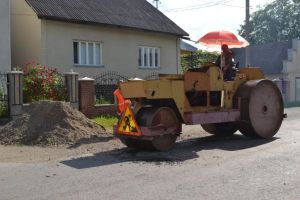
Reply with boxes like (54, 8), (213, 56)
(201, 122), (238, 137)
(236, 80), (284, 138)
(151, 134), (177, 152)
(136, 107), (179, 151)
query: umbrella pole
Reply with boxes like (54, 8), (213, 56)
(220, 42), (223, 71)
(219, 42), (223, 80)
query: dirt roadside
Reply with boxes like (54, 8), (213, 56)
(0, 138), (121, 163)
(0, 101), (108, 145)
(1, 106), (297, 164)
(0, 125), (208, 163)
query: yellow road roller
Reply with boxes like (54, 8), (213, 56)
(113, 64), (285, 151)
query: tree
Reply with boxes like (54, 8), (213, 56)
(238, 0), (300, 44)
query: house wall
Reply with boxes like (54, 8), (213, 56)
(0, 0), (11, 71)
(285, 39), (300, 102)
(265, 73), (289, 102)
(11, 0), (42, 68)
(41, 20), (180, 78)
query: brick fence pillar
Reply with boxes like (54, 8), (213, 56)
(79, 77), (95, 118)
(8, 70), (23, 118)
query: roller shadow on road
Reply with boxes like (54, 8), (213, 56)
(61, 134), (278, 169)
(67, 136), (114, 149)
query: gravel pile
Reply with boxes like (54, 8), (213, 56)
(0, 101), (107, 145)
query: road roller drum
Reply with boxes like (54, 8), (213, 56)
(235, 79), (284, 138)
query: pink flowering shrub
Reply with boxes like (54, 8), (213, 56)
(22, 62), (67, 102)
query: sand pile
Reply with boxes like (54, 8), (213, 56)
(0, 101), (108, 145)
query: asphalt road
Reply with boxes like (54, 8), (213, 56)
(0, 107), (300, 200)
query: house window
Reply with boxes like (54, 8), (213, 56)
(73, 41), (102, 66)
(138, 46), (160, 68)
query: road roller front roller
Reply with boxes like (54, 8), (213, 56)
(113, 64), (286, 151)
(235, 79), (284, 138)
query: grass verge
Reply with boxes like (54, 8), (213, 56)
(92, 115), (118, 133)
(284, 101), (300, 108)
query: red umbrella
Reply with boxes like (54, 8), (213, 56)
(197, 31), (249, 48)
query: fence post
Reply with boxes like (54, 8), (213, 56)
(64, 71), (79, 109)
(78, 77), (95, 118)
(8, 70), (23, 118)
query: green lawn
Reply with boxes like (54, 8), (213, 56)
(92, 116), (118, 133)
(284, 102), (300, 108)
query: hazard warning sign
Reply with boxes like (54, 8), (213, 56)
(117, 105), (141, 136)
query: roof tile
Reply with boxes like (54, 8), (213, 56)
(26, 0), (188, 36)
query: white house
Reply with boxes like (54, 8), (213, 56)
(0, 0), (11, 71)
(11, 0), (188, 78)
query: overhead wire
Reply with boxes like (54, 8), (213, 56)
(163, 0), (233, 12)
(220, 3), (252, 9)
(163, 0), (231, 12)
(163, 0), (250, 12)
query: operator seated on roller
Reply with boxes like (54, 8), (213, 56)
(216, 44), (235, 81)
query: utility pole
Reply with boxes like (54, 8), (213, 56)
(153, 0), (160, 9)
(245, 0), (250, 67)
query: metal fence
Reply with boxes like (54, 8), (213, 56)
(94, 71), (129, 104)
(94, 71), (160, 104)
(0, 73), (9, 118)
(144, 72), (159, 80)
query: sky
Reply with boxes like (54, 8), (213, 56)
(147, 0), (275, 48)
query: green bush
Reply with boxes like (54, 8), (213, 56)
(181, 50), (219, 72)
(22, 63), (67, 102)
(0, 89), (8, 117)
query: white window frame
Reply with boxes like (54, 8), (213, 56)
(138, 46), (160, 69)
(73, 40), (103, 66)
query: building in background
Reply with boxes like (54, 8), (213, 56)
(234, 39), (300, 103)
(0, 0), (11, 71)
(180, 40), (198, 55)
(11, 0), (188, 78)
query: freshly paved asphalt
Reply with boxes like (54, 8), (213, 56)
(0, 107), (299, 200)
